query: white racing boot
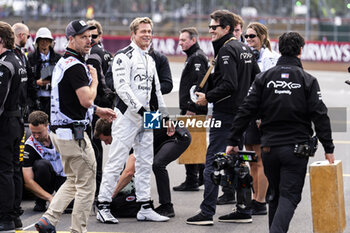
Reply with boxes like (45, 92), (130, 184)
(137, 201), (170, 222)
(96, 202), (119, 224)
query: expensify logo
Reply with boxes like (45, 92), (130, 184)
(143, 110), (222, 129)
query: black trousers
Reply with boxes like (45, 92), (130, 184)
(262, 145), (309, 233)
(184, 164), (204, 185)
(38, 96), (50, 118)
(90, 115), (103, 198)
(0, 116), (23, 221)
(153, 132), (191, 205)
(32, 159), (66, 204)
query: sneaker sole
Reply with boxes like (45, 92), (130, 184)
(154, 211), (175, 218)
(136, 215), (170, 222)
(186, 220), (214, 226)
(173, 188), (199, 191)
(167, 213), (175, 218)
(218, 219), (252, 223)
(216, 200), (236, 205)
(252, 211), (267, 215)
(96, 212), (118, 224)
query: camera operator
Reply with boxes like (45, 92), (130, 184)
(187, 10), (260, 226)
(225, 32), (335, 233)
(28, 27), (61, 116)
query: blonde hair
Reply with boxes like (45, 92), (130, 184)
(247, 22), (271, 51)
(129, 17), (153, 34)
(87, 19), (103, 35)
(233, 13), (244, 28)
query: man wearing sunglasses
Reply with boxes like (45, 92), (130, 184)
(87, 20), (112, 76)
(187, 10), (260, 226)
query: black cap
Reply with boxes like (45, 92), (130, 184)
(65, 20), (96, 38)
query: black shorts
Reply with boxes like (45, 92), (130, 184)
(244, 120), (261, 145)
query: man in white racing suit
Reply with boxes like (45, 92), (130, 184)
(96, 17), (174, 223)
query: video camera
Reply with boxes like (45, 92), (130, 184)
(211, 151), (256, 187)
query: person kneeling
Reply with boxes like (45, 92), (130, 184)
(22, 111), (71, 212)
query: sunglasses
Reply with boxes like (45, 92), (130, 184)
(91, 34), (99, 39)
(244, 34), (257, 39)
(208, 25), (224, 30)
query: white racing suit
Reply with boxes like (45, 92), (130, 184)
(98, 41), (168, 203)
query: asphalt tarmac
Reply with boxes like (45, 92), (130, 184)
(19, 63), (349, 233)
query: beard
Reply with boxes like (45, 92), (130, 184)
(20, 39), (26, 48)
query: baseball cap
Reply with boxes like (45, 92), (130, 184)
(65, 20), (96, 38)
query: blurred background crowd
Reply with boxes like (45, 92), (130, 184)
(1, 0), (350, 42)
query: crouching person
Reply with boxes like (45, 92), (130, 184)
(23, 111), (66, 212)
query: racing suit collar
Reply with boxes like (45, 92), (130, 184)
(64, 47), (85, 63)
(212, 33), (234, 56)
(184, 42), (200, 57)
(90, 39), (98, 47)
(131, 41), (148, 55)
(277, 56), (303, 69)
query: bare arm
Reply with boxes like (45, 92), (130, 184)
(22, 167), (53, 202)
(112, 154), (136, 198)
(76, 65), (98, 108)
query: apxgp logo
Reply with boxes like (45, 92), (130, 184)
(267, 80), (301, 89)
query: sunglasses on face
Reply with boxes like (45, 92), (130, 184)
(208, 25), (224, 30)
(91, 34), (99, 39)
(244, 34), (257, 39)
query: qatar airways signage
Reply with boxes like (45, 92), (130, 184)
(26, 34), (350, 63)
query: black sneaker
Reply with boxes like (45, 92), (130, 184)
(252, 200), (267, 215)
(216, 193), (236, 205)
(173, 182), (199, 191)
(33, 200), (47, 212)
(154, 203), (175, 218)
(35, 217), (56, 233)
(14, 216), (23, 230)
(0, 220), (15, 232)
(186, 212), (213, 226)
(218, 211), (252, 223)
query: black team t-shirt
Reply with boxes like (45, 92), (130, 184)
(59, 49), (90, 121)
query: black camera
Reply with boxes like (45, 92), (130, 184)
(294, 136), (318, 158)
(41, 65), (55, 81)
(213, 151), (257, 170)
(211, 151), (256, 187)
